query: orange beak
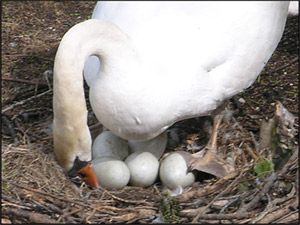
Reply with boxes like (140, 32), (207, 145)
(77, 163), (99, 188)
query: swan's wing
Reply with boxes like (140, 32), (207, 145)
(84, 1), (289, 100)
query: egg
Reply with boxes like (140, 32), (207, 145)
(125, 152), (159, 187)
(128, 132), (167, 159)
(92, 157), (130, 190)
(92, 131), (129, 160)
(159, 152), (196, 189)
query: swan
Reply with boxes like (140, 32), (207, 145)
(288, 1), (299, 17)
(53, 1), (291, 187)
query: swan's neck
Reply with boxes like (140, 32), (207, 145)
(53, 19), (138, 170)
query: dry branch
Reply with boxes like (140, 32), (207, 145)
(2, 179), (90, 208)
(2, 77), (49, 88)
(2, 89), (52, 114)
(1, 208), (57, 223)
(192, 169), (246, 223)
(269, 56), (299, 73)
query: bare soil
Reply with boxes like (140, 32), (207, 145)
(1, 1), (299, 224)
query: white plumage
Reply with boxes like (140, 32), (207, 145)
(53, 1), (291, 183)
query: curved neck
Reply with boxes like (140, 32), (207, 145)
(53, 19), (137, 170)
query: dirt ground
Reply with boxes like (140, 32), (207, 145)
(1, 1), (299, 224)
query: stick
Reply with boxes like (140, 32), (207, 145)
(2, 77), (49, 87)
(1, 208), (57, 223)
(2, 179), (89, 208)
(182, 212), (251, 220)
(2, 194), (44, 211)
(99, 187), (150, 205)
(269, 56), (298, 73)
(178, 171), (239, 202)
(238, 147), (298, 213)
(258, 198), (298, 223)
(192, 169), (245, 223)
(273, 210), (299, 223)
(2, 89), (52, 114)
(244, 143), (258, 160)
(2, 116), (18, 145)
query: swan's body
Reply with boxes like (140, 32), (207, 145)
(53, 2), (290, 177)
(288, 1), (299, 17)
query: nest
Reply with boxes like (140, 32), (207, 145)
(2, 101), (299, 224)
(1, 2), (299, 224)
(1, 143), (160, 223)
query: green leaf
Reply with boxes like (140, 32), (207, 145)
(254, 157), (274, 177)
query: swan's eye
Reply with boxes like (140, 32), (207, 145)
(77, 171), (87, 178)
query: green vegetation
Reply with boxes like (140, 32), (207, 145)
(160, 192), (182, 223)
(254, 156), (274, 178)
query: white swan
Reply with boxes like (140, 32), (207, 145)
(53, 1), (290, 187)
(288, 1), (299, 17)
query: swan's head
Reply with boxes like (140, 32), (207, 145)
(66, 157), (99, 188)
(53, 111), (99, 188)
(77, 163), (99, 188)
(54, 139), (99, 188)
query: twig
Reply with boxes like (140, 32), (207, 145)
(278, 146), (299, 176)
(269, 56), (299, 73)
(241, 147), (248, 164)
(239, 173), (276, 214)
(249, 193), (273, 223)
(1, 200), (32, 211)
(85, 207), (98, 223)
(257, 198), (298, 223)
(2, 177), (150, 221)
(2, 89), (52, 114)
(2, 87), (35, 106)
(99, 187), (150, 205)
(2, 116), (19, 145)
(273, 209), (299, 223)
(249, 131), (260, 153)
(192, 169), (245, 223)
(1, 208), (57, 223)
(2, 77), (49, 87)
(2, 194), (48, 212)
(244, 143), (258, 160)
(219, 198), (240, 214)
(56, 207), (82, 223)
(181, 212), (251, 220)
(238, 147), (299, 213)
(2, 179), (89, 208)
(177, 171), (239, 202)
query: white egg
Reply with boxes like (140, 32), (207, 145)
(128, 131), (167, 159)
(125, 152), (159, 187)
(159, 152), (196, 189)
(92, 131), (129, 160)
(92, 157), (130, 190)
